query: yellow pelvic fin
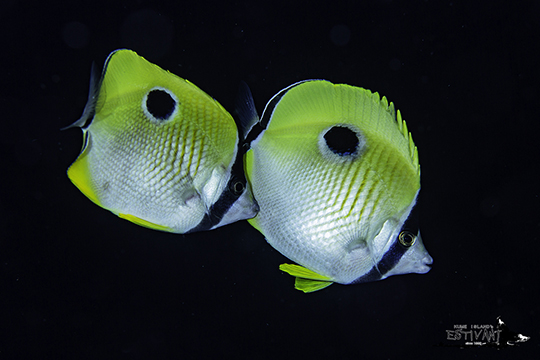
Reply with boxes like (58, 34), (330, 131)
(279, 264), (334, 293)
(118, 213), (173, 232)
(294, 278), (333, 293)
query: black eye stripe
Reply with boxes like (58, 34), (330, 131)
(352, 239), (411, 284)
(353, 199), (421, 284)
(187, 141), (249, 233)
(230, 180), (245, 195)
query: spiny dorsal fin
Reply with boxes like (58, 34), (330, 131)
(380, 94), (420, 177)
(235, 81), (259, 141)
(61, 61), (101, 131)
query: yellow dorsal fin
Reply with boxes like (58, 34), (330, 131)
(279, 264), (334, 293)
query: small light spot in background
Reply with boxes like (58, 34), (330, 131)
(233, 24), (244, 39)
(62, 21), (90, 49)
(330, 24), (351, 46)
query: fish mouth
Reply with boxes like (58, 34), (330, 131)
(420, 254), (434, 272)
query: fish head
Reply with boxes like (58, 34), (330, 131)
(364, 196), (433, 282)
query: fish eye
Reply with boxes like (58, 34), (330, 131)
(323, 126), (359, 156)
(398, 231), (416, 247)
(143, 87), (178, 122)
(230, 180), (245, 195)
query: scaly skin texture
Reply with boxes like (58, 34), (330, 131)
(246, 81), (426, 285)
(68, 50), (243, 233)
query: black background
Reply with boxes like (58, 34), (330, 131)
(1, 0), (539, 359)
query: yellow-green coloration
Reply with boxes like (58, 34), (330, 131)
(279, 264), (333, 293)
(67, 50), (249, 233)
(245, 80), (431, 292)
(117, 213), (173, 232)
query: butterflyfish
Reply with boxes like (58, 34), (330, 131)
(243, 80), (433, 292)
(65, 49), (258, 233)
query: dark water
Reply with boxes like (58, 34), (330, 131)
(1, 1), (538, 359)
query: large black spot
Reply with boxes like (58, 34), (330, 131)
(323, 126), (359, 156)
(146, 89), (176, 120)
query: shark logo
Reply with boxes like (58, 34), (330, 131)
(496, 316), (530, 347)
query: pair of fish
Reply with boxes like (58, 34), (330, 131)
(66, 50), (432, 292)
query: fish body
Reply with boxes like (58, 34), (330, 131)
(244, 80), (432, 292)
(66, 49), (258, 233)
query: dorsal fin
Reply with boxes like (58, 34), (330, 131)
(234, 81), (259, 141)
(61, 61), (102, 131)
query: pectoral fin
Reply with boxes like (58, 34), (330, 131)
(279, 264), (334, 293)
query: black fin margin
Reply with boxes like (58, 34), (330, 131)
(241, 80), (322, 151)
(234, 81), (259, 142)
(61, 50), (129, 131)
(61, 61), (101, 131)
